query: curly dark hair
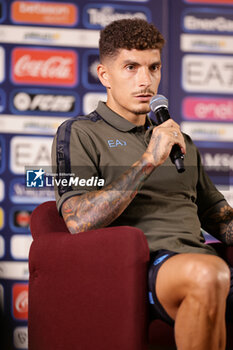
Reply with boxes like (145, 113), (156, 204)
(99, 18), (165, 62)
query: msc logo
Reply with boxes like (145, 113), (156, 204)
(108, 139), (127, 148)
(26, 168), (45, 187)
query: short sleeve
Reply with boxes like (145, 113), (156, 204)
(51, 119), (102, 214)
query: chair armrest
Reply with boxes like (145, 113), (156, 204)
(30, 200), (69, 239)
(29, 226), (150, 350)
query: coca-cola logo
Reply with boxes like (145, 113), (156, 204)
(13, 284), (28, 320)
(15, 291), (28, 313)
(12, 48), (77, 86)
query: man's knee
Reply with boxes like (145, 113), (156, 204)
(156, 253), (230, 320)
(186, 256), (230, 301)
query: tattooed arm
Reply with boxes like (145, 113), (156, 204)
(201, 200), (233, 245)
(61, 119), (186, 234)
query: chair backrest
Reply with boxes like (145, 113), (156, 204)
(30, 200), (69, 239)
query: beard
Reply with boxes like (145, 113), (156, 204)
(132, 107), (151, 115)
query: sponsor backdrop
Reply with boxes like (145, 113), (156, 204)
(0, 0), (232, 349)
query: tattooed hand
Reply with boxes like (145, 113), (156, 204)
(144, 119), (186, 167)
(201, 200), (233, 245)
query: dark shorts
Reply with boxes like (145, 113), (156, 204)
(148, 249), (233, 326)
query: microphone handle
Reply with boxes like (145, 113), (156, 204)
(155, 107), (185, 173)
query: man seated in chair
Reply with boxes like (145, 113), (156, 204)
(52, 18), (233, 350)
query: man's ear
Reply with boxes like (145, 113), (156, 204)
(97, 64), (111, 88)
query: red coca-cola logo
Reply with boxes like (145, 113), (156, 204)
(12, 48), (77, 86)
(12, 284), (28, 320)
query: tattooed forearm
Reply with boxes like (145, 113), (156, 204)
(62, 158), (154, 234)
(201, 200), (233, 245)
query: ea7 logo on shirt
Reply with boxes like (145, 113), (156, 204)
(107, 139), (127, 148)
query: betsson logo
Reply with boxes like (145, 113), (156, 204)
(12, 48), (77, 86)
(11, 1), (78, 26)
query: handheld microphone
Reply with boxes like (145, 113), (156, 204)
(150, 94), (185, 173)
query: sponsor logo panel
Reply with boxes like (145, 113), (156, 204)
(0, 136), (5, 174)
(182, 55), (233, 94)
(0, 179), (4, 202)
(83, 4), (151, 28)
(11, 235), (33, 260)
(0, 235), (5, 258)
(0, 46), (5, 83)
(83, 92), (107, 115)
(0, 25), (99, 48)
(10, 206), (35, 232)
(0, 261), (29, 280)
(181, 34), (233, 54)
(182, 97), (233, 121)
(10, 136), (53, 174)
(14, 327), (28, 349)
(183, 9), (233, 33)
(0, 207), (4, 230)
(12, 283), (28, 320)
(11, 47), (78, 87)
(82, 50), (104, 89)
(11, 1), (78, 26)
(0, 115), (67, 135)
(181, 121), (233, 142)
(10, 89), (79, 116)
(200, 147), (233, 170)
(10, 177), (55, 204)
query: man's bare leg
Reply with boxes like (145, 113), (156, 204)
(155, 253), (230, 350)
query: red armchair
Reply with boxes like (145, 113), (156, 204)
(29, 201), (233, 350)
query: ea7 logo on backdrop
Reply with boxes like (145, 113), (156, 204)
(11, 47), (77, 86)
(26, 168), (45, 188)
(182, 55), (233, 94)
(10, 136), (53, 174)
(108, 139), (127, 148)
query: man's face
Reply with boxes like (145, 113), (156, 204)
(97, 48), (162, 124)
